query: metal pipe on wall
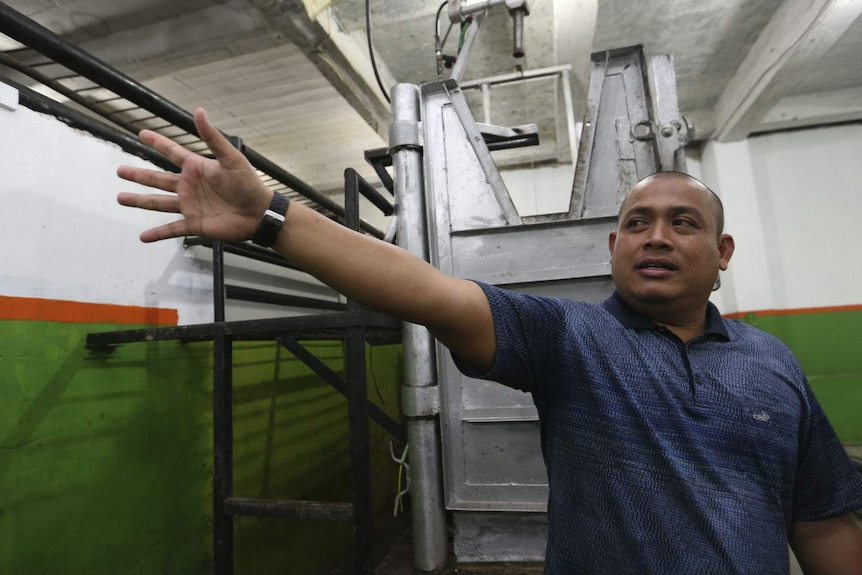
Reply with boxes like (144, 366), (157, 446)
(389, 83), (447, 572)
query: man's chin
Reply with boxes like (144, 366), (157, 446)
(625, 286), (677, 305)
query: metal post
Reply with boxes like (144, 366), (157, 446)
(561, 69), (578, 169)
(212, 333), (233, 575)
(344, 174), (374, 574)
(390, 83), (448, 572)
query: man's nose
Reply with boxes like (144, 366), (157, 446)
(644, 221), (672, 248)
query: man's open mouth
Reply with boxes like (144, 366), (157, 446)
(636, 260), (678, 271)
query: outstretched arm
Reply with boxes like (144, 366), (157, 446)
(117, 108), (496, 372)
(791, 514), (862, 574)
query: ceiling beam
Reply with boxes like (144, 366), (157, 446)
(758, 86), (862, 132)
(5, 1), (281, 81)
(254, 0), (393, 140)
(712, 0), (862, 142)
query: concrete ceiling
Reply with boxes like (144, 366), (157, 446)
(1, 0), (861, 206)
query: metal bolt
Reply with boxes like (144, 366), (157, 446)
(661, 126), (674, 137)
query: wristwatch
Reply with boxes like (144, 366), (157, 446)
(251, 193), (290, 248)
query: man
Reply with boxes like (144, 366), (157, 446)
(118, 108), (862, 574)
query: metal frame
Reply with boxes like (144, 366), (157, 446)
(0, 1), (385, 238)
(459, 64), (578, 169)
(406, 45), (692, 562)
(86, 169), (402, 575)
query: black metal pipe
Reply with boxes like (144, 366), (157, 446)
(345, 168), (394, 216)
(346, 325), (374, 575)
(276, 336), (407, 444)
(212, 334), (234, 575)
(363, 147), (395, 194)
(4, 76), (178, 173)
(224, 497), (353, 521)
(183, 237), (302, 271)
(0, 51), (142, 136)
(85, 311), (401, 348)
(213, 241), (226, 323)
(225, 285), (346, 312)
(343, 166), (375, 574)
(0, 2), (386, 237)
(0, 2), (197, 133)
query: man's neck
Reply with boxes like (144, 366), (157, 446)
(632, 300), (709, 343)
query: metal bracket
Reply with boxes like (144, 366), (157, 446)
(389, 119), (423, 152)
(402, 385), (440, 418)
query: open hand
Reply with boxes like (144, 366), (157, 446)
(117, 107), (272, 243)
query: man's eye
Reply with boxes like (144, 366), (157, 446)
(626, 219), (648, 228)
(672, 219), (697, 227)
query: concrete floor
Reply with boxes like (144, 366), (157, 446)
(374, 529), (543, 575)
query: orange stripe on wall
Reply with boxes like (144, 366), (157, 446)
(724, 304), (862, 320)
(0, 295), (178, 325)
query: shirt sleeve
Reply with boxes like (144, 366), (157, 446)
(451, 281), (566, 393)
(792, 381), (862, 521)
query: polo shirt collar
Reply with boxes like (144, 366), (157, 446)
(602, 291), (730, 340)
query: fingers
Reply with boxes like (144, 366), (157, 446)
(138, 128), (194, 168)
(117, 191), (180, 214)
(139, 220), (192, 243)
(193, 107), (243, 166)
(117, 165), (179, 193)
(117, 192), (188, 242)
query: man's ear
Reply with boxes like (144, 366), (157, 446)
(718, 234), (735, 270)
(608, 230), (617, 258)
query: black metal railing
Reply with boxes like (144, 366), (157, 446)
(0, 1), (388, 238)
(86, 169), (402, 575)
(1, 4), (403, 573)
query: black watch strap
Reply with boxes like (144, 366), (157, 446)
(251, 193), (290, 248)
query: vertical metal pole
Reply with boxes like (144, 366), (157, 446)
(344, 171), (374, 574)
(212, 241), (234, 575)
(213, 333), (233, 575)
(561, 69), (579, 169)
(213, 242), (226, 323)
(390, 83), (448, 572)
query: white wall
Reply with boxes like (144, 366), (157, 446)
(0, 84), (215, 325)
(698, 123), (862, 314)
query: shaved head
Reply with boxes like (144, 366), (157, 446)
(620, 172), (725, 235)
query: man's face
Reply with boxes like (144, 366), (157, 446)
(608, 177), (734, 314)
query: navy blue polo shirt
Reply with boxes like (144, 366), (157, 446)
(456, 282), (862, 575)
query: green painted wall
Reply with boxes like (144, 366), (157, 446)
(0, 320), (404, 574)
(736, 308), (862, 444)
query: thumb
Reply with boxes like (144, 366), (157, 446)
(193, 107), (244, 167)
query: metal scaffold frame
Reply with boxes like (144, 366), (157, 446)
(0, 4), (406, 573)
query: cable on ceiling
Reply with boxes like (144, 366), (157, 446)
(365, 0), (390, 103)
(435, 1), (448, 38)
